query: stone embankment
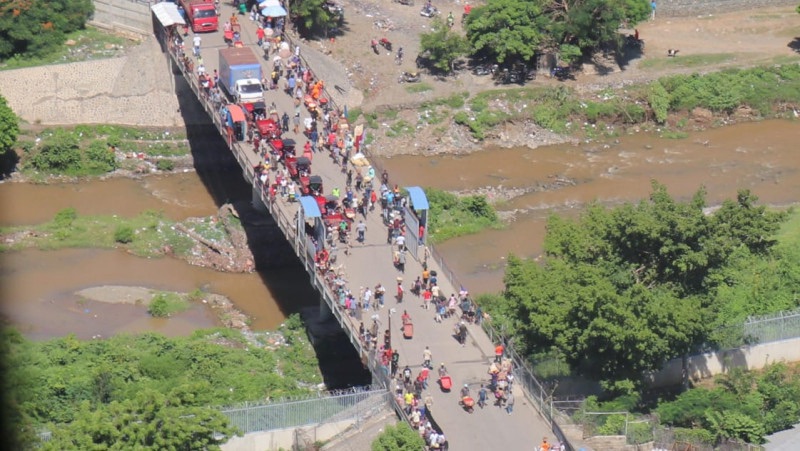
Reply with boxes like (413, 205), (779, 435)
(0, 38), (186, 127)
(658, 0), (797, 17)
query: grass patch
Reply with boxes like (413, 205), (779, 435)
(148, 292), (190, 317)
(381, 108), (399, 120)
(405, 83), (433, 94)
(363, 112), (379, 129)
(426, 188), (503, 243)
(0, 27), (134, 71)
(385, 120), (415, 138)
(639, 53), (738, 70)
(775, 208), (800, 248)
(0, 209), (194, 257)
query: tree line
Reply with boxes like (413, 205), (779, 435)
(0, 0), (93, 60)
(479, 182), (797, 394)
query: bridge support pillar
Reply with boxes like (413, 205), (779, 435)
(252, 186), (267, 213)
(319, 294), (333, 321)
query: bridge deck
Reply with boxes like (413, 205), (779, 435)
(169, 5), (553, 449)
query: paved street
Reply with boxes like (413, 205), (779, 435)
(185, 5), (553, 449)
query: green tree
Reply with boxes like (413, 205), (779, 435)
(465, 0), (547, 64)
(419, 18), (469, 73)
(42, 390), (238, 450)
(547, 0), (632, 57)
(371, 422), (425, 451)
(485, 182), (789, 390)
(0, 95), (19, 150)
(290, 0), (340, 37)
(0, 0), (93, 59)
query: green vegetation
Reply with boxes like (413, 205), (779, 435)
(404, 82), (433, 94)
(156, 159), (175, 171)
(147, 292), (190, 318)
(465, 0), (649, 65)
(371, 422), (426, 451)
(1, 317), (322, 448)
(291, 0), (342, 36)
(480, 183), (795, 393)
(0, 0), (94, 61)
(0, 26), (131, 71)
(1, 209), (194, 257)
(639, 53), (738, 71)
(579, 363), (800, 446)
(425, 188), (502, 243)
(419, 18), (469, 74)
(0, 94), (19, 178)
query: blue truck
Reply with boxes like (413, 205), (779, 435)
(218, 47), (264, 104)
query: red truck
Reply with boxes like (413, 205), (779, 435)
(179, 0), (218, 33)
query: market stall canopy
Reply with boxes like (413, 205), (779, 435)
(227, 105), (246, 123)
(404, 186), (429, 210)
(151, 2), (186, 27)
(261, 5), (288, 17)
(299, 196), (322, 218)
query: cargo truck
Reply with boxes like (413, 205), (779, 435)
(218, 47), (264, 104)
(179, 0), (218, 33)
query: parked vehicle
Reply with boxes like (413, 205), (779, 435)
(218, 48), (264, 104)
(393, 0), (414, 6)
(420, 4), (439, 17)
(179, 0), (218, 33)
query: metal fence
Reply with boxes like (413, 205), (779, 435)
(712, 307), (800, 350)
(219, 387), (391, 434)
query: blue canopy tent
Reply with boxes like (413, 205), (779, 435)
(261, 5), (288, 17)
(402, 186), (429, 258)
(298, 196), (324, 263)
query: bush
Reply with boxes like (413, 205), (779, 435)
(83, 140), (116, 173)
(147, 292), (188, 318)
(30, 130), (82, 172)
(371, 423), (425, 451)
(648, 81), (670, 124)
(156, 159), (175, 171)
(113, 225), (134, 244)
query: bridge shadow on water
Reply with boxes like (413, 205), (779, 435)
(171, 69), (370, 389)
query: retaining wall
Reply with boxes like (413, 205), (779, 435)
(91, 0), (152, 36)
(649, 336), (800, 388)
(658, 0), (798, 17)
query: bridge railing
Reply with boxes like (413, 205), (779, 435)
(163, 28), (543, 448)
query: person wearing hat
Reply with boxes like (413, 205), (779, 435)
(460, 384), (470, 398)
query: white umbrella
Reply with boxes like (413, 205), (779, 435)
(259, 0), (281, 7)
(261, 5), (287, 17)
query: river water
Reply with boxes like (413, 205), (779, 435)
(380, 120), (800, 292)
(1, 120), (797, 337)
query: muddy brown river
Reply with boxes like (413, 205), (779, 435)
(380, 120), (800, 292)
(1, 120), (798, 338)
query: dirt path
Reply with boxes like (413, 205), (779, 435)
(313, 3), (799, 106)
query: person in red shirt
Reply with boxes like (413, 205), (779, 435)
(256, 26), (265, 45)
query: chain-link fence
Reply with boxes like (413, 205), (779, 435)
(219, 387), (391, 434)
(712, 307), (800, 349)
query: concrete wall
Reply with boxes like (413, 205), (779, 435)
(222, 418), (361, 451)
(91, 0), (152, 36)
(658, 0), (797, 17)
(649, 337), (800, 388)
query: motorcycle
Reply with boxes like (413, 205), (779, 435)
(393, 0), (414, 5)
(380, 38), (392, 52)
(473, 64), (498, 76)
(551, 66), (573, 81)
(398, 71), (421, 83)
(420, 4), (439, 17)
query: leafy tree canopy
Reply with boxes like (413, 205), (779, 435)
(419, 18), (469, 73)
(0, 0), (93, 59)
(0, 95), (19, 150)
(465, 0), (548, 64)
(1, 320), (322, 447)
(371, 422), (426, 451)
(484, 182), (789, 391)
(291, 0), (340, 36)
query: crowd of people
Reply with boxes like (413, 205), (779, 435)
(161, 2), (570, 448)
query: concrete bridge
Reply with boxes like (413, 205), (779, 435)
(150, 3), (569, 449)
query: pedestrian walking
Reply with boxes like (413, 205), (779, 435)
(495, 342), (504, 363)
(478, 384), (488, 408)
(422, 346), (432, 369)
(293, 111), (300, 134)
(356, 220), (367, 243)
(192, 34), (201, 57)
(505, 391), (515, 414)
(650, 0), (656, 20)
(375, 283), (386, 308)
(397, 249), (406, 273)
